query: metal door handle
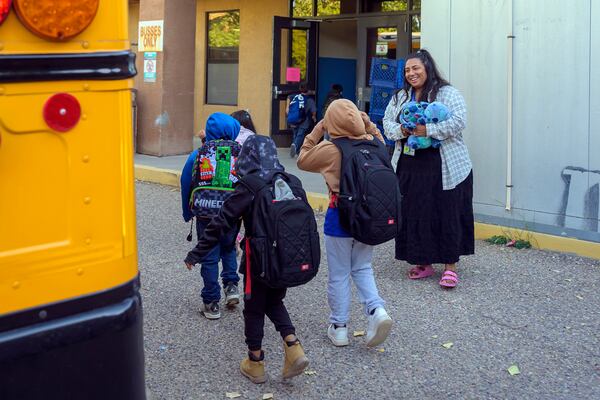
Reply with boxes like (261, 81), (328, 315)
(273, 85), (283, 99)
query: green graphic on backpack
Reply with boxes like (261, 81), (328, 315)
(189, 140), (241, 218)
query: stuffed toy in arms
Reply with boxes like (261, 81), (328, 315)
(399, 101), (451, 150)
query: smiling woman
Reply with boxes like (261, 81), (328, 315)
(382, 49), (474, 290)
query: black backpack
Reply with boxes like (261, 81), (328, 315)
(239, 172), (320, 292)
(332, 137), (401, 245)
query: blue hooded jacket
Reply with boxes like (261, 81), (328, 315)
(180, 113), (241, 222)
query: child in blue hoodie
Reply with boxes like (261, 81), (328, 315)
(181, 112), (241, 319)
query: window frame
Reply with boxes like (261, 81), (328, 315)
(289, 0), (421, 57)
(205, 9), (241, 106)
(289, 0), (421, 19)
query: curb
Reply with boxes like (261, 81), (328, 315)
(135, 164), (600, 260)
(134, 165), (180, 188)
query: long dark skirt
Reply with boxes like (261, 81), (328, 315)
(395, 144), (474, 265)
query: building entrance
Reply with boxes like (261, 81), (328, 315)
(271, 1), (421, 143)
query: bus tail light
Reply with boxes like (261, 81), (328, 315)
(43, 93), (81, 132)
(0, 0), (11, 26)
(13, 0), (99, 41)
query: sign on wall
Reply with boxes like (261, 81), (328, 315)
(376, 42), (388, 56)
(143, 52), (157, 83)
(138, 20), (164, 52)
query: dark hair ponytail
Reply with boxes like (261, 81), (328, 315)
(230, 110), (257, 133)
(394, 48), (450, 106)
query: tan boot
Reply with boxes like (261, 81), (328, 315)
(282, 340), (309, 379)
(240, 355), (266, 384)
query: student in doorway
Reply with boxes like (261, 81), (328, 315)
(321, 83), (344, 118)
(286, 82), (317, 158)
(185, 135), (310, 384)
(297, 99), (393, 348)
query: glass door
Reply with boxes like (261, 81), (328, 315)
(271, 16), (318, 147)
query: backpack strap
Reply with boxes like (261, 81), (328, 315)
(332, 137), (391, 168)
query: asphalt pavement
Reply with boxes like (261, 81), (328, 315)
(137, 181), (600, 400)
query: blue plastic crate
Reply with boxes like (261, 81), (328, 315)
(369, 86), (395, 115)
(369, 58), (398, 88)
(395, 58), (406, 88)
(369, 111), (384, 124)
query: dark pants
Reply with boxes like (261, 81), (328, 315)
(292, 125), (309, 155)
(196, 218), (240, 304)
(243, 279), (295, 351)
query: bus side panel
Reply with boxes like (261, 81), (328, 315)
(0, 291), (145, 400)
(0, 82), (138, 315)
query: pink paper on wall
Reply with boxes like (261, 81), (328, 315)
(286, 67), (301, 82)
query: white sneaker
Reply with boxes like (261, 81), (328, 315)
(366, 308), (392, 347)
(327, 324), (349, 347)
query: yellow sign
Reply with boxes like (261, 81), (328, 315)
(138, 20), (164, 52)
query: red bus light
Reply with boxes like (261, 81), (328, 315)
(0, 0), (11, 26)
(43, 93), (81, 132)
(13, 0), (99, 41)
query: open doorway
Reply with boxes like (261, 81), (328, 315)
(316, 13), (418, 118)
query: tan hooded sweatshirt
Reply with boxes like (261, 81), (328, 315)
(297, 99), (384, 195)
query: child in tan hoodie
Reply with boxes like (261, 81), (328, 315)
(297, 99), (393, 348)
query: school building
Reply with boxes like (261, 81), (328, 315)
(129, 0), (600, 249)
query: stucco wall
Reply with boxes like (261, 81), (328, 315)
(422, 0), (600, 242)
(194, 0), (289, 140)
(319, 20), (358, 59)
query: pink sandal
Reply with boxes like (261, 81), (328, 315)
(408, 265), (434, 279)
(439, 270), (459, 288)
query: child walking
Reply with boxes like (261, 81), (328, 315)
(184, 135), (309, 384)
(180, 112), (241, 319)
(297, 99), (393, 348)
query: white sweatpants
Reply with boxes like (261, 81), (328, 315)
(324, 235), (385, 325)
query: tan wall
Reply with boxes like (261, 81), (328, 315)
(195, 0), (289, 137)
(319, 20), (357, 59)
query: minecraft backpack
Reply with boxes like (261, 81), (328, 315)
(189, 139), (242, 219)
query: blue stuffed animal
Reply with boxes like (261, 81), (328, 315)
(399, 101), (450, 150)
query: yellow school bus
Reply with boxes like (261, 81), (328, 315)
(0, 1), (145, 398)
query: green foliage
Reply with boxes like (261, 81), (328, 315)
(317, 0), (340, 16)
(292, 30), (307, 80)
(208, 11), (240, 48)
(485, 230), (533, 250)
(382, 1), (408, 12)
(485, 235), (509, 245)
(293, 0), (313, 17)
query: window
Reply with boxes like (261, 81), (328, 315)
(293, 1), (417, 17)
(292, 0), (313, 17)
(317, 0), (356, 16)
(363, 0), (407, 13)
(206, 10), (240, 105)
(411, 14), (420, 52)
(291, 29), (308, 80)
